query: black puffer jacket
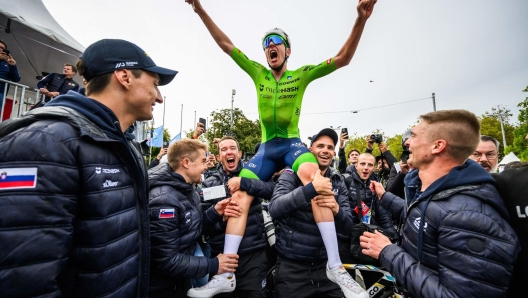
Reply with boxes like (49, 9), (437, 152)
(380, 160), (520, 298)
(269, 167), (354, 263)
(148, 163), (218, 297)
(0, 92), (150, 297)
(201, 161), (275, 255)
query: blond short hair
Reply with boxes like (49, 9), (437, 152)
(420, 109), (480, 161)
(167, 139), (208, 170)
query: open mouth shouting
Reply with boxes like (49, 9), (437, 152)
(269, 49), (278, 63)
(226, 156), (236, 168)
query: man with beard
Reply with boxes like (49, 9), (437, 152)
(469, 135), (499, 172)
(185, 0), (377, 293)
(363, 110), (519, 298)
(269, 128), (367, 298)
(188, 136), (276, 298)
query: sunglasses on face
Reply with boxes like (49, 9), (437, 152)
(262, 35), (286, 49)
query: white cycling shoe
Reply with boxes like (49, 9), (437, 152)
(326, 263), (369, 298)
(187, 274), (236, 298)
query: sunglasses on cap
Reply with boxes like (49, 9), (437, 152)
(262, 35), (287, 49)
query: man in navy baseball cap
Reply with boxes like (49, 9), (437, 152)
(80, 39), (177, 86)
(310, 128), (338, 147)
(0, 38), (179, 297)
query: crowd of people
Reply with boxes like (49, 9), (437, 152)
(0, 0), (526, 297)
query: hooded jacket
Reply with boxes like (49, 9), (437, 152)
(201, 161), (275, 255)
(379, 160), (520, 298)
(269, 167), (354, 263)
(0, 91), (150, 297)
(148, 163), (218, 297)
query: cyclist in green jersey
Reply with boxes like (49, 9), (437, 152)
(185, 1), (376, 297)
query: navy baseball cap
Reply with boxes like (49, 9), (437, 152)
(80, 39), (178, 86)
(310, 128), (338, 147)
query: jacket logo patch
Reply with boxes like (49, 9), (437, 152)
(0, 167), (38, 190)
(95, 167), (120, 174)
(103, 180), (118, 188)
(413, 217), (428, 231)
(159, 208), (175, 218)
(333, 188), (339, 195)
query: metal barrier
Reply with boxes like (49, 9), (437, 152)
(1, 78), (43, 123)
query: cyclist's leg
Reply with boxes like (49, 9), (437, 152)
(285, 139), (341, 268)
(223, 140), (280, 266)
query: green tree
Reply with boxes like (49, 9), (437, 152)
(205, 108), (262, 155)
(479, 105), (515, 158)
(505, 86), (528, 161)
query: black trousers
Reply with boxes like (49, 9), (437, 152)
(213, 247), (269, 298)
(273, 257), (342, 298)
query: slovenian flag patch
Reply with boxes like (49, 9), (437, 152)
(0, 168), (38, 190)
(159, 208), (175, 218)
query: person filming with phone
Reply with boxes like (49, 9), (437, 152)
(338, 128), (361, 174)
(0, 40), (21, 110)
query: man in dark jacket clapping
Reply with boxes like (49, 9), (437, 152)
(363, 110), (520, 298)
(148, 139), (239, 297)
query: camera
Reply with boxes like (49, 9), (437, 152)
(370, 134), (383, 144)
(2, 49), (9, 55)
(261, 202), (276, 248)
(401, 151), (410, 163)
(364, 223), (395, 241)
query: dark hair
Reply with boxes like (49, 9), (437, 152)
(77, 58), (142, 96)
(0, 40), (6, 49)
(504, 161), (528, 170)
(218, 136), (240, 151)
(348, 149), (360, 158)
(480, 135), (500, 149)
(64, 63), (78, 74)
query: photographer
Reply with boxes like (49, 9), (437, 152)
(192, 136), (276, 298)
(366, 134), (397, 185)
(0, 40), (21, 109)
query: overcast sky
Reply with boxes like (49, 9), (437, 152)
(43, 0), (528, 144)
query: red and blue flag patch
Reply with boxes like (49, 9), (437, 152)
(0, 168), (38, 190)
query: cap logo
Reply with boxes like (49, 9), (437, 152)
(144, 51), (149, 57)
(115, 62), (139, 68)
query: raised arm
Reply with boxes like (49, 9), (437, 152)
(186, 0), (235, 54)
(334, 0), (377, 69)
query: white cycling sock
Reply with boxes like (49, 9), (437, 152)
(221, 234), (243, 277)
(317, 222), (342, 270)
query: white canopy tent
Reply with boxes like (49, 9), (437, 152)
(497, 152), (521, 172)
(0, 0), (84, 89)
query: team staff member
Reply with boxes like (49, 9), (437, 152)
(0, 39), (177, 297)
(37, 63), (80, 102)
(364, 110), (520, 298)
(148, 139), (239, 297)
(188, 136), (276, 298)
(269, 128), (367, 298)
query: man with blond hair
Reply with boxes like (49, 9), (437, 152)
(365, 110), (520, 297)
(149, 139), (240, 297)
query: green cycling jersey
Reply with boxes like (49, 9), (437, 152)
(231, 47), (337, 143)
